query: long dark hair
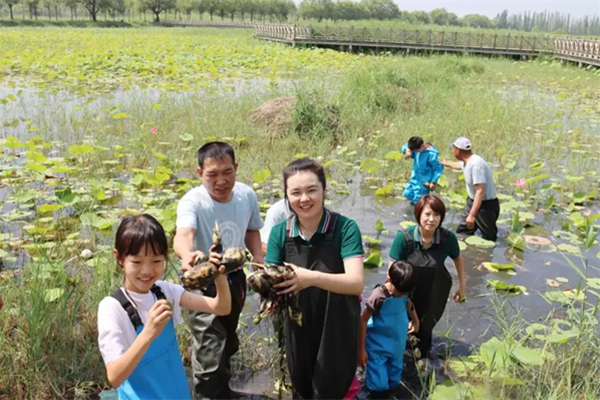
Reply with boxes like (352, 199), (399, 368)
(115, 214), (169, 264)
(282, 157), (327, 213)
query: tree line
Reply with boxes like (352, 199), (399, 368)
(1, 0), (599, 35)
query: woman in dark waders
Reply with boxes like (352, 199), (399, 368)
(265, 158), (365, 400)
(389, 195), (466, 368)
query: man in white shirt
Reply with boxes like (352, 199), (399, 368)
(260, 198), (292, 256)
(174, 141), (264, 399)
(441, 137), (500, 241)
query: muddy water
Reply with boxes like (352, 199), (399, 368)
(226, 173), (600, 398)
(3, 83), (599, 399)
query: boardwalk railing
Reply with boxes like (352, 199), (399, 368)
(254, 24), (600, 66)
(554, 37), (600, 65)
(255, 24), (554, 54)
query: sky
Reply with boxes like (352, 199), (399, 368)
(395, 1), (600, 19)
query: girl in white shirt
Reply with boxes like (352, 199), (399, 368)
(97, 214), (231, 400)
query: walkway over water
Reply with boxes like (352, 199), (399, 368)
(254, 25), (600, 67)
(161, 20), (600, 67)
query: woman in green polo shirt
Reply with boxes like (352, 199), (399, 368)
(266, 157), (364, 400)
(389, 194), (465, 363)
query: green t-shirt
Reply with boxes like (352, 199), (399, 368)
(388, 224), (460, 262)
(265, 209), (364, 265)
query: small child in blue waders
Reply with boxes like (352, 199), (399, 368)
(97, 214), (231, 400)
(358, 261), (419, 399)
(401, 136), (444, 205)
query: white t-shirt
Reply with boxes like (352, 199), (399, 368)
(97, 281), (185, 365)
(175, 182), (264, 254)
(260, 199), (292, 244)
(461, 154), (497, 200)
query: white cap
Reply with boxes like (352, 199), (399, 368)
(451, 137), (472, 151)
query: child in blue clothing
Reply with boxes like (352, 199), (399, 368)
(402, 136), (444, 205)
(97, 214), (231, 400)
(358, 261), (419, 399)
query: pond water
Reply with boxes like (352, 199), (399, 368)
(2, 79), (600, 399)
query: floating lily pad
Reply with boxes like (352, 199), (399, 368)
(523, 235), (552, 247)
(555, 277), (569, 283)
(507, 233), (526, 251)
(546, 279), (560, 287)
(465, 236), (496, 249)
(486, 279), (526, 294)
(364, 252), (383, 268)
(557, 243), (580, 255)
(399, 221), (416, 229)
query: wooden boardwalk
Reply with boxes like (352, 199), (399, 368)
(160, 21), (600, 67)
(254, 24), (600, 67)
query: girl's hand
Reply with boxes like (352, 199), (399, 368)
(453, 286), (466, 302)
(358, 349), (368, 368)
(143, 299), (172, 340)
(273, 263), (313, 295)
(408, 320), (420, 334)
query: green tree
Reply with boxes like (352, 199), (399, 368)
(77, 0), (100, 20)
(140, 0), (175, 21)
(3, 0), (20, 19)
(429, 7), (448, 25)
(361, 0), (398, 20)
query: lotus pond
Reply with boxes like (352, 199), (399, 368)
(2, 27), (600, 400)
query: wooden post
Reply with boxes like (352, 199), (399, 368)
(466, 32), (471, 49)
(452, 32), (457, 47)
(532, 36), (536, 51)
(519, 36), (523, 50)
(493, 34), (497, 49)
(427, 30), (431, 46)
(506, 33), (510, 50)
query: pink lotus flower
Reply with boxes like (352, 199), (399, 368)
(515, 179), (527, 188)
(151, 127), (158, 135)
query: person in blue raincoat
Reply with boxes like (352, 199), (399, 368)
(401, 136), (444, 205)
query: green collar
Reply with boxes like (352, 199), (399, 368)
(413, 225), (441, 245)
(289, 209), (332, 241)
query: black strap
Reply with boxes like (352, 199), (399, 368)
(399, 227), (415, 256)
(110, 284), (165, 330)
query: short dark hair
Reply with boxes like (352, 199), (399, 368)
(414, 194), (446, 226)
(408, 136), (424, 151)
(197, 141), (235, 169)
(389, 261), (415, 294)
(282, 157), (327, 196)
(114, 214), (169, 263)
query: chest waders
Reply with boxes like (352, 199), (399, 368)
(111, 285), (191, 400)
(365, 294), (408, 392)
(400, 227), (452, 357)
(283, 212), (360, 400)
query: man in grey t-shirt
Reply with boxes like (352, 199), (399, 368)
(441, 137), (500, 241)
(174, 141), (264, 399)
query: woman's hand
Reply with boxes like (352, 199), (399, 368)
(358, 349), (368, 368)
(408, 319), (420, 334)
(273, 263), (314, 295)
(453, 286), (466, 302)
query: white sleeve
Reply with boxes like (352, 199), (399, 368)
(176, 193), (198, 230)
(157, 281), (186, 325)
(97, 297), (133, 365)
(247, 189), (265, 231)
(260, 200), (289, 243)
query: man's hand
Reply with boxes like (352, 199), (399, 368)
(181, 250), (207, 272)
(466, 214), (476, 229)
(404, 148), (412, 159)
